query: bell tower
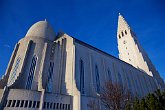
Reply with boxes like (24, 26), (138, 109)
(117, 13), (165, 89)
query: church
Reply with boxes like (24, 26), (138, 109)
(0, 14), (164, 110)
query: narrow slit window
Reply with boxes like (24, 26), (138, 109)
(107, 69), (112, 81)
(43, 102), (46, 108)
(24, 100), (28, 108)
(118, 72), (123, 85)
(12, 100), (16, 107)
(95, 65), (100, 93)
(118, 34), (121, 39)
(47, 102), (50, 109)
(56, 103), (59, 109)
(50, 103), (52, 109)
(125, 30), (127, 35)
(36, 101), (40, 108)
(32, 101), (36, 108)
(20, 100), (24, 107)
(68, 104), (70, 110)
(53, 103), (56, 109)
(28, 101), (32, 108)
(16, 100), (20, 107)
(80, 59), (85, 94)
(121, 31), (124, 36)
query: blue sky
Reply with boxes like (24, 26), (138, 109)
(0, 0), (165, 79)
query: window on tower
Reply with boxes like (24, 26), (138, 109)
(26, 55), (37, 90)
(118, 34), (121, 39)
(125, 30), (127, 35)
(121, 31), (124, 36)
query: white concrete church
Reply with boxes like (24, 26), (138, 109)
(0, 14), (164, 110)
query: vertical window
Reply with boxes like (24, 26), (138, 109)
(36, 101), (40, 108)
(125, 30), (127, 35)
(7, 100), (12, 107)
(107, 69), (112, 81)
(12, 100), (16, 107)
(46, 62), (54, 92)
(60, 103), (62, 109)
(16, 100), (20, 107)
(29, 101), (32, 108)
(127, 76), (132, 92)
(118, 72), (122, 85)
(43, 102), (46, 108)
(20, 100), (24, 107)
(95, 65), (100, 93)
(26, 55), (37, 89)
(118, 34), (121, 39)
(47, 102), (49, 109)
(8, 56), (21, 86)
(32, 101), (36, 108)
(68, 104), (70, 110)
(24, 100), (28, 108)
(63, 104), (65, 109)
(80, 59), (85, 94)
(53, 103), (56, 109)
(56, 103), (59, 109)
(121, 31), (124, 36)
(50, 103), (52, 109)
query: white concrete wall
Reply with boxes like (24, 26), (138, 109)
(74, 39), (158, 98)
(4, 89), (72, 110)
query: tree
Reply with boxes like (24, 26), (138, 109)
(87, 100), (99, 110)
(100, 81), (133, 110)
(145, 93), (161, 110)
(131, 89), (165, 110)
(155, 89), (165, 109)
(139, 98), (146, 110)
(133, 98), (140, 110)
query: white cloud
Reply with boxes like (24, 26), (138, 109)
(3, 44), (11, 48)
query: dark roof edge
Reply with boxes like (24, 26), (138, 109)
(73, 37), (134, 67)
(56, 32), (147, 75)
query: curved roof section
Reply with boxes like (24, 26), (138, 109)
(25, 20), (56, 41)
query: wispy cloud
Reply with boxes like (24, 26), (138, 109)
(3, 44), (10, 48)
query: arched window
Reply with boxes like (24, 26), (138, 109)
(8, 56), (21, 86)
(95, 65), (100, 93)
(80, 59), (85, 94)
(26, 55), (37, 89)
(118, 34), (121, 39)
(125, 30), (127, 35)
(46, 62), (54, 92)
(121, 31), (124, 36)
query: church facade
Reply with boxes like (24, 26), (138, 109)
(0, 14), (164, 110)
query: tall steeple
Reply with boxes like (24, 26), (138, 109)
(117, 14), (165, 89)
